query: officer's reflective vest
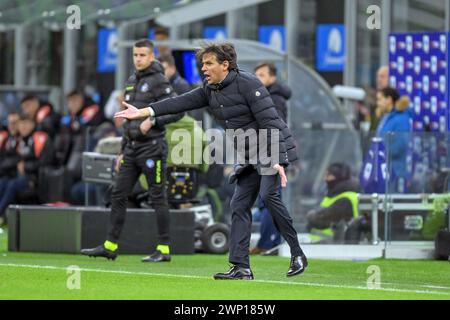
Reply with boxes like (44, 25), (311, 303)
(310, 192), (359, 241)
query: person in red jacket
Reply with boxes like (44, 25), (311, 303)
(114, 43), (307, 280)
(0, 113), (20, 226)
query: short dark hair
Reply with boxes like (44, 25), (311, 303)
(134, 39), (154, 51)
(196, 43), (238, 71)
(20, 94), (39, 104)
(158, 53), (176, 67)
(254, 62), (277, 76)
(379, 87), (400, 105)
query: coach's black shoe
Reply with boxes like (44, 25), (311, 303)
(81, 245), (117, 261)
(142, 250), (171, 262)
(213, 265), (254, 280)
(287, 254), (308, 277)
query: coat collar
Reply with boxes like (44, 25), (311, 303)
(206, 69), (238, 91)
(135, 61), (164, 78)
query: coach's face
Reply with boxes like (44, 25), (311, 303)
(201, 53), (229, 84)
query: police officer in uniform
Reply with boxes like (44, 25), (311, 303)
(81, 39), (183, 262)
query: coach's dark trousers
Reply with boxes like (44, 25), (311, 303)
(229, 166), (303, 268)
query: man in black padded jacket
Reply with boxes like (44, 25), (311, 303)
(115, 43), (307, 280)
(82, 39), (183, 263)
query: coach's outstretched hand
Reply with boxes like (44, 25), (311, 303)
(114, 102), (149, 119)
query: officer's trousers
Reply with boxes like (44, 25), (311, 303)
(229, 166), (303, 268)
(108, 138), (170, 246)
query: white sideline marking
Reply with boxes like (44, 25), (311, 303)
(0, 263), (449, 296)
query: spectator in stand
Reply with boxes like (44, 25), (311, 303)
(55, 89), (105, 203)
(370, 66), (390, 131)
(376, 87), (412, 193)
(306, 163), (360, 243)
(153, 26), (171, 56)
(250, 62), (292, 255)
(0, 113), (20, 226)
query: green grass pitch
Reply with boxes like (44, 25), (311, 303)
(1, 228), (450, 300)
